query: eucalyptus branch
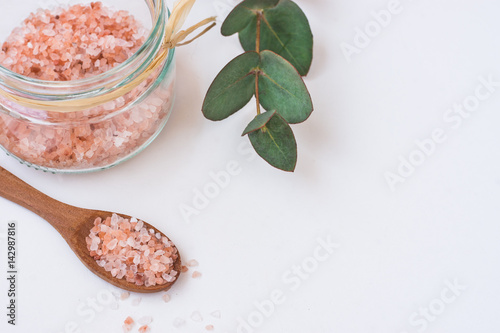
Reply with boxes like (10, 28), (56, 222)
(202, 0), (314, 172)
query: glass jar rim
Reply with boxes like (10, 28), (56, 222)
(0, 0), (167, 92)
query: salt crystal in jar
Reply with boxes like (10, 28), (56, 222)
(0, 1), (175, 173)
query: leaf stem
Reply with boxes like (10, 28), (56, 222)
(255, 11), (262, 115)
(255, 72), (261, 114)
(256, 11), (262, 53)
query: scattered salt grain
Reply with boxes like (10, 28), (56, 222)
(206, 324), (214, 331)
(123, 316), (135, 332)
(187, 259), (199, 267)
(138, 325), (150, 333)
(190, 311), (203, 322)
(138, 316), (153, 325)
(120, 292), (130, 300)
(181, 265), (189, 273)
(162, 293), (171, 303)
(132, 297), (142, 306)
(192, 271), (202, 278)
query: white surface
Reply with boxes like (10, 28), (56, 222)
(1, 0), (500, 332)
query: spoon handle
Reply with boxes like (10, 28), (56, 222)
(0, 166), (81, 233)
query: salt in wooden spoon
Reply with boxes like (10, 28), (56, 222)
(0, 166), (181, 293)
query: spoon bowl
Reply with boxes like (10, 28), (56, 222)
(0, 166), (181, 293)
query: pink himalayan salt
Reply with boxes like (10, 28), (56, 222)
(181, 265), (188, 273)
(0, 81), (173, 170)
(123, 316), (134, 332)
(192, 271), (202, 278)
(162, 293), (171, 303)
(190, 311), (203, 322)
(187, 259), (199, 267)
(0, 2), (174, 171)
(206, 324), (214, 331)
(0, 2), (146, 81)
(86, 214), (179, 287)
(138, 325), (150, 333)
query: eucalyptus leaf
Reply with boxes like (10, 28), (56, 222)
(202, 52), (259, 121)
(221, 0), (279, 36)
(242, 110), (276, 136)
(223, 0), (313, 76)
(248, 112), (297, 172)
(258, 50), (313, 124)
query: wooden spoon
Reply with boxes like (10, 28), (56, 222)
(0, 166), (181, 293)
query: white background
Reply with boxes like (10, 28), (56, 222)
(1, 0), (500, 332)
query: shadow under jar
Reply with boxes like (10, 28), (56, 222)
(0, 0), (175, 173)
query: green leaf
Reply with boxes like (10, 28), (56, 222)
(221, 0), (279, 36)
(202, 52), (260, 121)
(248, 112), (297, 172)
(223, 0), (313, 76)
(242, 110), (276, 136)
(203, 50), (312, 124)
(258, 50), (313, 124)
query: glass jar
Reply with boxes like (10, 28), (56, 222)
(0, 0), (175, 173)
